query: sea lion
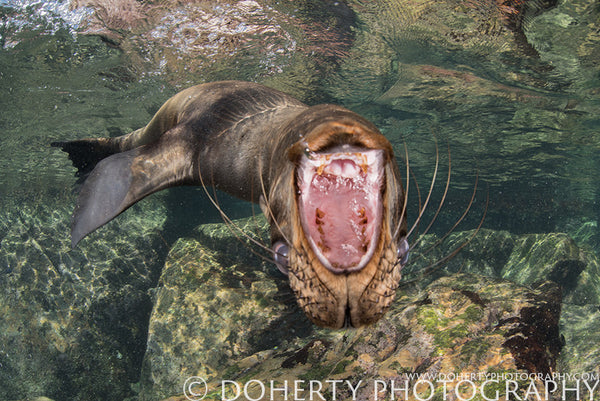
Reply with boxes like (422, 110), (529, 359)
(52, 80), (409, 328)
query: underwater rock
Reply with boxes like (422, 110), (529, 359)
(558, 304), (600, 375)
(501, 233), (600, 305)
(408, 228), (600, 306)
(138, 234), (309, 401)
(192, 215), (270, 263)
(0, 198), (167, 401)
(327, 0), (558, 104)
(405, 229), (516, 284)
(140, 221), (563, 401)
(566, 219), (600, 251)
(525, 0), (600, 89)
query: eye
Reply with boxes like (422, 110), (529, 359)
(397, 238), (410, 266)
(272, 241), (289, 275)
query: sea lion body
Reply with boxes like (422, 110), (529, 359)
(53, 81), (408, 328)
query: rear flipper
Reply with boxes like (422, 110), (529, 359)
(51, 138), (121, 181)
(62, 133), (196, 248)
(70, 150), (137, 248)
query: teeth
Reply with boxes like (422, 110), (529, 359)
(299, 149), (384, 190)
(323, 159), (360, 178)
(324, 161), (341, 176)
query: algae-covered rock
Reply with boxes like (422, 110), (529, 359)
(147, 274), (562, 400)
(566, 219), (599, 251)
(501, 233), (600, 305)
(140, 219), (564, 401)
(138, 234), (311, 400)
(559, 304), (600, 376)
(2, 202), (584, 401)
(406, 228), (600, 307)
(525, 0), (600, 88)
(0, 198), (168, 401)
(406, 229), (516, 283)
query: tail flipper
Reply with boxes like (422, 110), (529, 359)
(64, 135), (195, 248)
(51, 139), (119, 181)
(70, 150), (137, 248)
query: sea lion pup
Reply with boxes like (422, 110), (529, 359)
(52, 81), (410, 328)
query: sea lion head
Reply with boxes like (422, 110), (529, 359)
(262, 105), (409, 328)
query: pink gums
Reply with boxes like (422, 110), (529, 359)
(297, 147), (385, 273)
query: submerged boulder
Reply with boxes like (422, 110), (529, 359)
(0, 198), (168, 401)
(140, 220), (564, 401)
(408, 228), (600, 305)
(403, 227), (600, 379)
(559, 304), (600, 376)
(501, 233), (600, 305)
(4, 203), (596, 401)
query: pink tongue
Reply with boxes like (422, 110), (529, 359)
(300, 158), (381, 271)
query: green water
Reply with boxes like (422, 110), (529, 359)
(1, 1), (599, 236)
(0, 33), (165, 198)
(1, 0), (600, 399)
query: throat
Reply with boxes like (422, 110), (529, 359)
(296, 146), (385, 273)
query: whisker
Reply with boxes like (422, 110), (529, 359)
(393, 140), (411, 241)
(396, 143), (425, 242)
(197, 169), (277, 264)
(406, 138), (440, 240)
(408, 141), (451, 251)
(414, 183), (488, 276)
(258, 153), (311, 268)
(248, 173), (272, 249)
(410, 168), (480, 266)
(406, 161), (424, 239)
(257, 157), (294, 249)
(402, 174), (488, 285)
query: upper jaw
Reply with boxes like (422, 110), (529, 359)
(296, 145), (386, 274)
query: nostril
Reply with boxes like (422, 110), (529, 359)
(397, 238), (409, 266)
(272, 241), (290, 275)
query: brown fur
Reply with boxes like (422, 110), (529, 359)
(267, 115), (406, 328)
(54, 81), (407, 328)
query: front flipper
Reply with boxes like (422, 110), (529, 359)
(70, 135), (195, 248)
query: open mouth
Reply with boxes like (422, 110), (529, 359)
(296, 145), (385, 274)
